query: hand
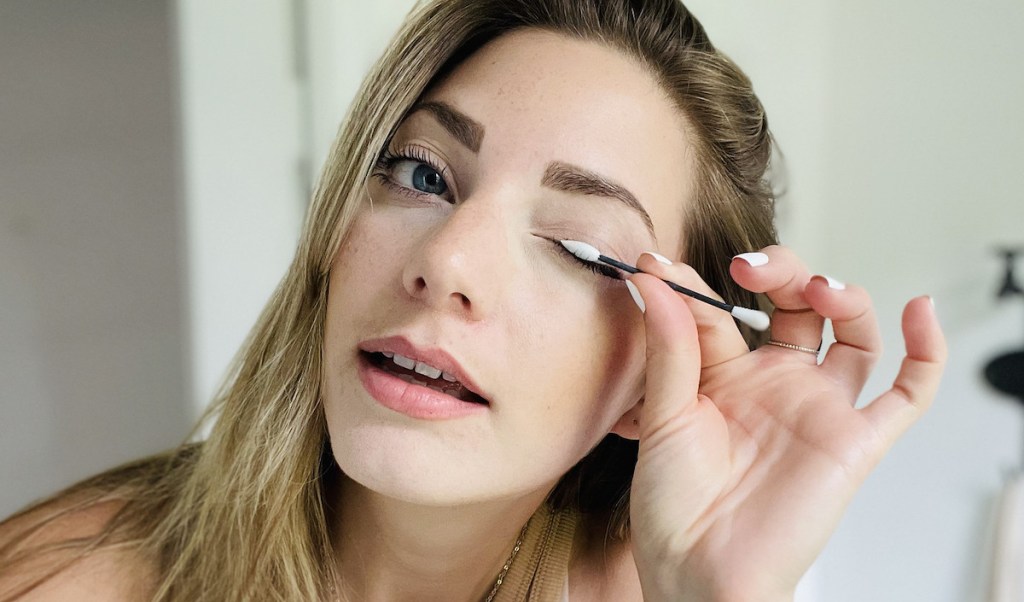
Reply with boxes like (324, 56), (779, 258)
(625, 246), (947, 602)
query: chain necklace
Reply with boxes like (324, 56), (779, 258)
(328, 518), (531, 602)
(482, 519), (531, 602)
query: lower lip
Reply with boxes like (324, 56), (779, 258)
(357, 354), (489, 420)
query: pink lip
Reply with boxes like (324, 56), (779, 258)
(356, 336), (491, 420)
(358, 336), (488, 400)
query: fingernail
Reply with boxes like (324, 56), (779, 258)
(822, 275), (846, 290)
(734, 252), (769, 267)
(928, 295), (935, 309)
(624, 280), (646, 313)
(642, 251), (673, 265)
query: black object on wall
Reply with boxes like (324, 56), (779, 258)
(984, 248), (1024, 401)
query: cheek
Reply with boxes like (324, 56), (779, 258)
(515, 283), (646, 441)
(576, 300), (646, 420)
(330, 215), (392, 286)
(322, 211), (403, 364)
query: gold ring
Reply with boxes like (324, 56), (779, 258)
(766, 339), (821, 355)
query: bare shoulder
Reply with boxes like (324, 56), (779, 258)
(568, 523), (644, 602)
(0, 495), (156, 601)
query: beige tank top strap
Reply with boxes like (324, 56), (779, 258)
(492, 503), (579, 602)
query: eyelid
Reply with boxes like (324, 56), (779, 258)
(543, 236), (623, 280)
(539, 228), (634, 265)
(391, 143), (455, 187)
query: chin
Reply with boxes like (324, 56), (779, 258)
(330, 424), (517, 506)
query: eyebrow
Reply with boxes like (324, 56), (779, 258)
(408, 100), (657, 238)
(540, 161), (655, 236)
(411, 101), (484, 153)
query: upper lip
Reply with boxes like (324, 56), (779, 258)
(358, 336), (490, 402)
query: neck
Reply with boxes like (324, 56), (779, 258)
(328, 472), (549, 602)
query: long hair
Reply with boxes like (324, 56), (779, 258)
(0, 1), (777, 599)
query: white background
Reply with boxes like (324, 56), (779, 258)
(2, 1), (1022, 600)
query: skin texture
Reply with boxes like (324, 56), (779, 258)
(0, 498), (155, 601)
(319, 28), (948, 602)
(0, 28), (946, 602)
(628, 256), (945, 601)
(321, 29), (687, 601)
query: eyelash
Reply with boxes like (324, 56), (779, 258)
(370, 145), (454, 203)
(552, 240), (623, 280)
(371, 144), (622, 281)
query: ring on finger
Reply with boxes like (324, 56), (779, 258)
(771, 307), (818, 315)
(766, 339), (821, 355)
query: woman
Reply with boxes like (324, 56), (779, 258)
(0, 0), (946, 600)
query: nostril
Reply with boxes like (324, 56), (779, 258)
(404, 271), (475, 314)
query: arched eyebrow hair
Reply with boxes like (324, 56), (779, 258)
(540, 161), (655, 236)
(408, 100), (657, 240)
(410, 100), (485, 153)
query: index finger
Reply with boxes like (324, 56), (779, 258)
(635, 254), (750, 369)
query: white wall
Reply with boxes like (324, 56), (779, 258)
(0, 0), (188, 516)
(305, 0), (418, 173)
(688, 1), (1024, 601)
(175, 0), (306, 418)
(0, 0), (309, 516)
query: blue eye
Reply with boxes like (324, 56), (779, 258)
(371, 146), (453, 202)
(399, 161), (448, 195)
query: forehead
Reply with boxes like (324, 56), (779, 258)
(421, 29), (695, 257)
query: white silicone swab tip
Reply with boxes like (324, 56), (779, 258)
(562, 238), (770, 331)
(560, 239), (601, 262)
(731, 307), (770, 331)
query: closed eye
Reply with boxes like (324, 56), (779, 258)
(550, 239), (623, 280)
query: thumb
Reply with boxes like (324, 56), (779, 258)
(627, 274), (730, 551)
(629, 272), (702, 431)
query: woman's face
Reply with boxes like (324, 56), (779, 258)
(322, 29), (694, 505)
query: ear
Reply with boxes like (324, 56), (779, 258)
(609, 397), (643, 441)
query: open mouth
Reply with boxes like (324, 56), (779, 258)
(362, 351), (489, 405)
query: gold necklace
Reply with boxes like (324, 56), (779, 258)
(482, 519), (531, 602)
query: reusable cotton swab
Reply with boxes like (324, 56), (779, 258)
(560, 239), (770, 331)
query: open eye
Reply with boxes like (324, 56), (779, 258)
(371, 146), (454, 203)
(392, 159), (448, 196)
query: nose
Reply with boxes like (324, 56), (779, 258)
(401, 203), (508, 320)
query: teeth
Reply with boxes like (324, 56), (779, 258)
(382, 352), (462, 384)
(414, 362), (442, 379)
(392, 354), (415, 370)
(387, 353), (447, 381)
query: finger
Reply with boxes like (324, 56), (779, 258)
(860, 296), (947, 445)
(731, 246), (824, 351)
(628, 272), (703, 430)
(627, 273), (732, 527)
(635, 253), (749, 368)
(807, 276), (883, 395)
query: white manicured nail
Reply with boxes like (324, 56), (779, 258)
(734, 252), (769, 267)
(624, 280), (646, 313)
(823, 275), (846, 290)
(928, 296), (935, 309)
(643, 252), (673, 265)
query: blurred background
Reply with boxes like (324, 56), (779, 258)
(1, 1), (1022, 600)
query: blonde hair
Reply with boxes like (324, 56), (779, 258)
(0, 0), (777, 599)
